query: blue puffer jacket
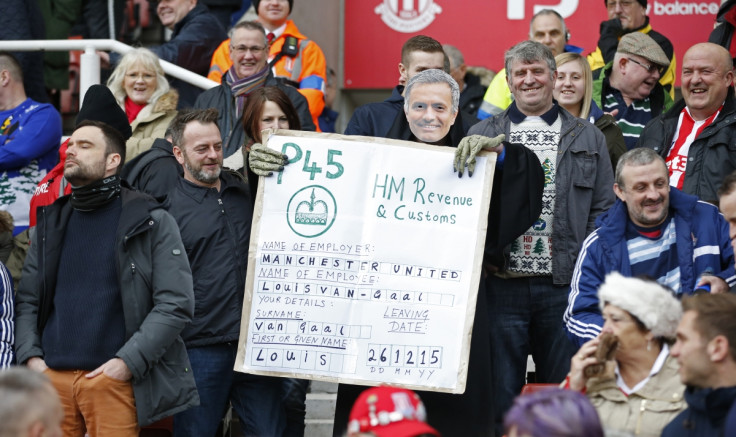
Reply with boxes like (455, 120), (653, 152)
(564, 188), (736, 347)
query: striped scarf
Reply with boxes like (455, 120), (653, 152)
(225, 65), (269, 118)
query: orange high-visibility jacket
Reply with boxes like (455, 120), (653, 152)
(209, 20), (326, 130)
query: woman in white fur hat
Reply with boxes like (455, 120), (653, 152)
(565, 272), (686, 436)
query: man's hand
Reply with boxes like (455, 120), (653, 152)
(454, 134), (505, 178)
(698, 275), (729, 294)
(86, 358), (132, 381)
(27, 357), (48, 373)
(248, 143), (289, 176)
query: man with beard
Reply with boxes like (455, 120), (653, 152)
(14, 120), (198, 435)
(592, 32), (673, 150)
(166, 108), (286, 436)
(565, 147), (736, 347)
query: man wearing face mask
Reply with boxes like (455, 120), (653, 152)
(250, 68), (546, 437)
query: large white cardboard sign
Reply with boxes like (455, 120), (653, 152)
(235, 130), (495, 393)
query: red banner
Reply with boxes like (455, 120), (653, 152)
(344, 0), (720, 89)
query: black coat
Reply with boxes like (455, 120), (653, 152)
(121, 138), (182, 202)
(460, 72), (487, 121)
(165, 170), (253, 346)
(344, 86), (405, 137)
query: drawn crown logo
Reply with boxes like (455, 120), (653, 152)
(295, 189), (329, 225)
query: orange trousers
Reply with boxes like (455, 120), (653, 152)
(45, 368), (139, 437)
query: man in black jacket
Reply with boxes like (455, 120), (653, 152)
(166, 108), (286, 436)
(638, 42), (736, 204)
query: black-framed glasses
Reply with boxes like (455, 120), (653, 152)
(627, 57), (665, 75)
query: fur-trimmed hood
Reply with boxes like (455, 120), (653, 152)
(598, 272), (682, 340)
(152, 89), (178, 113)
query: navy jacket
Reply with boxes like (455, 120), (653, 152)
(663, 386), (736, 437)
(345, 86), (405, 137)
(150, 3), (226, 107)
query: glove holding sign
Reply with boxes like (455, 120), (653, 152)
(248, 142), (289, 176)
(453, 134), (505, 177)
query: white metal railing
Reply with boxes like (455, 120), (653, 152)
(0, 39), (218, 103)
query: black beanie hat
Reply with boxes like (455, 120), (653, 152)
(605, 0), (646, 7)
(75, 85), (133, 140)
(253, 0), (293, 15)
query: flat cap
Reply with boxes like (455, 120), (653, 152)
(617, 32), (670, 69)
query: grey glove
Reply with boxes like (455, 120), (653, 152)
(453, 134), (505, 177)
(248, 142), (289, 176)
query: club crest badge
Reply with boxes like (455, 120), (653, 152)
(374, 0), (442, 33)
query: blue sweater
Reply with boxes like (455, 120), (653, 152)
(0, 98), (61, 233)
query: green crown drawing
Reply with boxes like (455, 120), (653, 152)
(294, 189), (328, 226)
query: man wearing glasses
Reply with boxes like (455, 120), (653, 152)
(592, 32), (673, 150)
(588, 0), (676, 100)
(638, 43), (736, 205)
(194, 21), (315, 168)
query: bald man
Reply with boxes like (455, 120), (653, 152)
(638, 42), (736, 204)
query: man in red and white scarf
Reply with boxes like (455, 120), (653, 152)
(638, 42), (736, 204)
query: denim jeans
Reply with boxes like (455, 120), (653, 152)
(173, 343), (285, 437)
(282, 378), (309, 437)
(485, 275), (576, 435)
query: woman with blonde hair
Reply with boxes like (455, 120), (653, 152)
(553, 52), (626, 170)
(107, 48), (178, 161)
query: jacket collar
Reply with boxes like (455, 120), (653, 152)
(282, 20), (307, 40)
(507, 101), (559, 125)
(176, 170), (247, 204)
(386, 85), (405, 104)
(683, 385), (736, 421)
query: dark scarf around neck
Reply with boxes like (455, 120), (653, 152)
(70, 175), (122, 211)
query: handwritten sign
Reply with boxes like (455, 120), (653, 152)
(235, 130), (495, 393)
